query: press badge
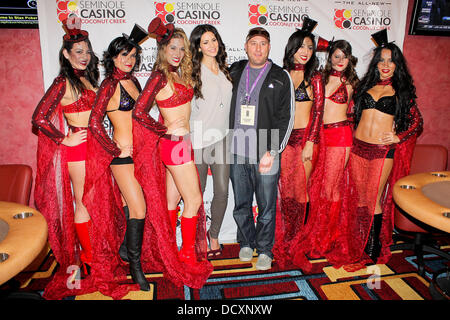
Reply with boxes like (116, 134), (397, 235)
(240, 104), (255, 126)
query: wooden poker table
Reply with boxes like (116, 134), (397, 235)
(393, 171), (450, 299)
(393, 171), (450, 234)
(0, 201), (48, 286)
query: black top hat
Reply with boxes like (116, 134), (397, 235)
(62, 15), (89, 42)
(301, 16), (318, 33)
(123, 24), (148, 49)
(147, 17), (175, 44)
(371, 28), (389, 47)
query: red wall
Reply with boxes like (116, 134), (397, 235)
(0, 0), (449, 209)
(0, 29), (44, 207)
(403, 0), (450, 158)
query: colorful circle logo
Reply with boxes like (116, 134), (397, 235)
(155, 2), (176, 24)
(334, 9), (352, 29)
(249, 4), (268, 25)
(56, 0), (79, 23)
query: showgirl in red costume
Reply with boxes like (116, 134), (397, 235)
(32, 16), (99, 299)
(273, 17), (325, 268)
(133, 17), (213, 277)
(85, 20), (211, 294)
(289, 40), (360, 271)
(328, 29), (423, 271)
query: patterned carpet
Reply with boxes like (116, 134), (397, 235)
(1, 237), (449, 301)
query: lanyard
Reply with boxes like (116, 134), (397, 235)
(244, 62), (268, 105)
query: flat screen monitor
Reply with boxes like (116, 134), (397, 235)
(409, 0), (450, 36)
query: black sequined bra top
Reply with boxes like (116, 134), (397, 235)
(361, 92), (396, 116)
(294, 80), (312, 102)
(107, 82), (138, 112)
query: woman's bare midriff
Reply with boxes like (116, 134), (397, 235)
(323, 99), (348, 124)
(355, 109), (395, 145)
(64, 110), (91, 128)
(159, 102), (190, 136)
(108, 110), (133, 148)
(293, 100), (312, 129)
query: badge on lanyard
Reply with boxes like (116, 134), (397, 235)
(240, 103), (255, 126)
(240, 62), (268, 127)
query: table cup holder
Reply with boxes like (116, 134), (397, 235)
(400, 185), (416, 190)
(443, 212), (450, 219)
(0, 252), (9, 262)
(431, 173), (448, 177)
(13, 212), (34, 219)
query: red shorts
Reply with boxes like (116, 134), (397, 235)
(65, 141), (87, 162)
(159, 134), (194, 166)
(65, 126), (87, 162)
(323, 120), (353, 147)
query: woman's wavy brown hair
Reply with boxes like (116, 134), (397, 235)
(154, 28), (193, 89)
(322, 39), (359, 88)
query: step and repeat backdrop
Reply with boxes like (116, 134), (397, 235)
(37, 0), (409, 243)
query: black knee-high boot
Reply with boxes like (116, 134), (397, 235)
(126, 218), (150, 291)
(119, 206), (129, 262)
(365, 214), (383, 263)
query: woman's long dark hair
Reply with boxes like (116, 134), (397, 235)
(323, 39), (359, 88)
(283, 29), (318, 83)
(102, 36), (141, 77)
(189, 24), (231, 99)
(353, 43), (417, 133)
(59, 38), (99, 96)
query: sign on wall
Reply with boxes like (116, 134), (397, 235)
(0, 0), (38, 29)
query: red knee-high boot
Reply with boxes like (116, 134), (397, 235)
(74, 220), (93, 274)
(168, 206), (180, 235)
(178, 215), (198, 265)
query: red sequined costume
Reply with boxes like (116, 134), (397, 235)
(325, 99), (423, 269)
(85, 67), (212, 294)
(132, 69), (213, 281)
(32, 75), (102, 299)
(273, 70), (325, 268)
(288, 75), (354, 272)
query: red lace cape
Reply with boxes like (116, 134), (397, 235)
(273, 70), (325, 268)
(84, 69), (212, 297)
(287, 82), (354, 272)
(325, 103), (423, 268)
(33, 75), (90, 299)
(133, 69), (213, 282)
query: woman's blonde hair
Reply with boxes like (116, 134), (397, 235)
(154, 27), (193, 88)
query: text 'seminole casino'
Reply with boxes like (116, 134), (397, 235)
(155, 1), (222, 25)
(248, 3), (310, 27)
(56, 0), (127, 24)
(334, 5), (392, 31)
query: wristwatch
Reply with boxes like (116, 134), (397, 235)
(269, 150), (277, 157)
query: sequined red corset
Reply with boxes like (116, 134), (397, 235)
(62, 89), (96, 113)
(155, 82), (193, 108)
(326, 81), (348, 104)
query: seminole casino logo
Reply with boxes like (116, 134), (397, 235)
(334, 9), (352, 29)
(56, 0), (78, 23)
(333, 6), (392, 30)
(248, 3), (309, 27)
(56, 0), (127, 24)
(154, 1), (222, 25)
(248, 4), (268, 25)
(155, 2), (176, 24)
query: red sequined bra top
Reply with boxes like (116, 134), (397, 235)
(155, 82), (193, 108)
(326, 81), (348, 104)
(61, 89), (96, 113)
